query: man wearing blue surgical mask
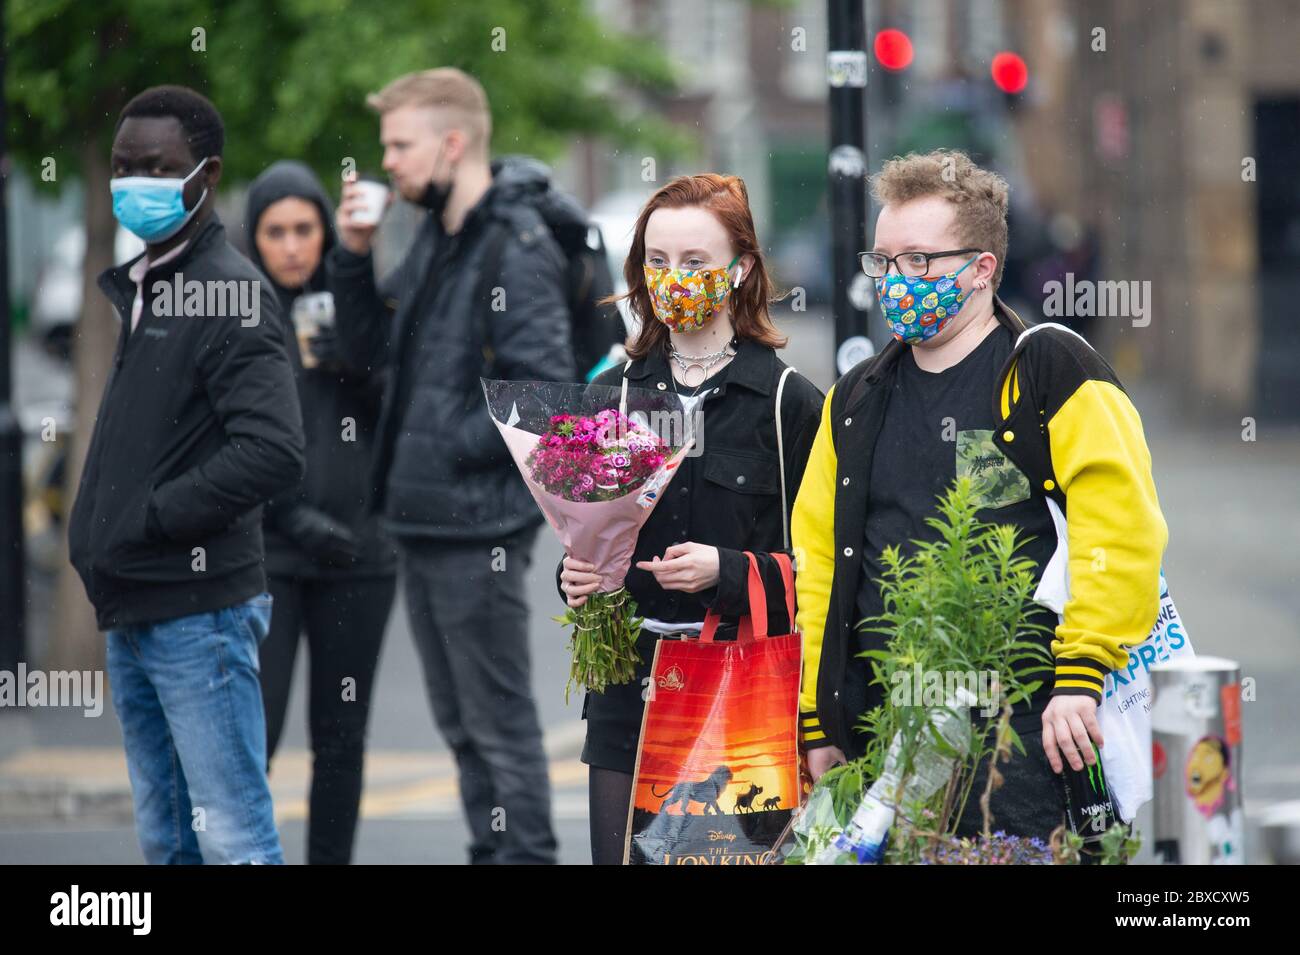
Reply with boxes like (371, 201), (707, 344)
(68, 85), (306, 865)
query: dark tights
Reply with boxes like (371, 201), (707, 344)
(588, 766), (635, 865)
(259, 573), (395, 864)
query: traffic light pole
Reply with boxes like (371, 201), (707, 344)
(827, 0), (873, 375)
(0, 6), (27, 674)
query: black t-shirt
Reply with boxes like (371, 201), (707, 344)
(853, 324), (1059, 723)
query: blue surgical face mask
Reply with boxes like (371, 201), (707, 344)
(110, 157), (209, 242)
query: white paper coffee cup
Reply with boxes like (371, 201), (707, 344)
(350, 179), (390, 226)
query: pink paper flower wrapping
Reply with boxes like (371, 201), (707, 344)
(495, 414), (692, 591)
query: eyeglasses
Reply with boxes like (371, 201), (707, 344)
(858, 248), (982, 278)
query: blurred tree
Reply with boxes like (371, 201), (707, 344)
(6, 0), (681, 667)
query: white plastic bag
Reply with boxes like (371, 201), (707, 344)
(1014, 323), (1195, 823)
(1033, 496), (1194, 822)
(1098, 572), (1193, 821)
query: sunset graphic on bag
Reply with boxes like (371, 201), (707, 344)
(625, 552), (802, 865)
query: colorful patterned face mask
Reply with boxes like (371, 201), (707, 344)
(876, 254), (978, 344)
(643, 254), (741, 332)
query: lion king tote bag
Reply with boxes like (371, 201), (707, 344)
(624, 551), (802, 865)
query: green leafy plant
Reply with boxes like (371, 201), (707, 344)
(858, 478), (1053, 859)
(1048, 821), (1144, 865)
(780, 760), (870, 864)
(787, 477), (1072, 864)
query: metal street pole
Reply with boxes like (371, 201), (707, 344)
(0, 3), (28, 673)
(827, 0), (874, 376)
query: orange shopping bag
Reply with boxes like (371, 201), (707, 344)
(624, 551), (802, 865)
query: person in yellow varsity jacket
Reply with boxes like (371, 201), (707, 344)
(792, 149), (1168, 841)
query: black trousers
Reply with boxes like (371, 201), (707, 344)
(401, 526), (557, 865)
(260, 573), (396, 865)
(952, 725), (1068, 843)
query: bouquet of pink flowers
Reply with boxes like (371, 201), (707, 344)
(483, 378), (696, 701)
(527, 410), (667, 503)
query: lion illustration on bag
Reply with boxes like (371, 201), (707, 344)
(733, 782), (763, 813)
(650, 766), (732, 815)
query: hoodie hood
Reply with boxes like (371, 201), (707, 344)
(245, 160), (337, 298)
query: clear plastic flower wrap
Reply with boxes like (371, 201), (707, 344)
(482, 377), (697, 701)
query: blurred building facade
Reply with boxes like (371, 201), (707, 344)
(1019, 0), (1298, 420)
(562, 0), (1298, 420)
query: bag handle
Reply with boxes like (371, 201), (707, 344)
(775, 365), (795, 550)
(699, 551), (795, 643)
(619, 358), (632, 418)
(699, 596), (735, 645)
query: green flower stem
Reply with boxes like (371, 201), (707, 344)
(552, 588), (644, 704)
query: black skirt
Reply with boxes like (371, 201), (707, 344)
(580, 622), (739, 775)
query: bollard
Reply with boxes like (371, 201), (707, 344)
(1150, 655), (1244, 864)
(1257, 800), (1300, 865)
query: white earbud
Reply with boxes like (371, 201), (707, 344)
(733, 267), (744, 289)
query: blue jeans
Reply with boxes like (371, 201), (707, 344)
(106, 592), (284, 864)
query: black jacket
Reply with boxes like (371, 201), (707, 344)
(554, 337), (824, 627)
(69, 213), (306, 630)
(245, 160), (397, 580)
(327, 158), (576, 542)
(795, 297), (1168, 756)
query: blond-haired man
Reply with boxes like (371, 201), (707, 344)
(328, 68), (574, 864)
(793, 149), (1168, 845)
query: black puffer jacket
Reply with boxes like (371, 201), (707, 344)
(327, 157), (576, 542)
(245, 160), (397, 579)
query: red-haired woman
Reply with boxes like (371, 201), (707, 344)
(557, 174), (824, 864)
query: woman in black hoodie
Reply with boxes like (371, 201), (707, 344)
(246, 161), (397, 864)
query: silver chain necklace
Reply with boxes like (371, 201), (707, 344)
(668, 337), (736, 391)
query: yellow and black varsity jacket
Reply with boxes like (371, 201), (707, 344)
(792, 299), (1169, 753)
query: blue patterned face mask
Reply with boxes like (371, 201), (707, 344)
(876, 254), (978, 344)
(111, 157), (209, 242)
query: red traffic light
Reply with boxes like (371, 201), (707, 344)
(873, 29), (914, 72)
(991, 51), (1028, 94)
